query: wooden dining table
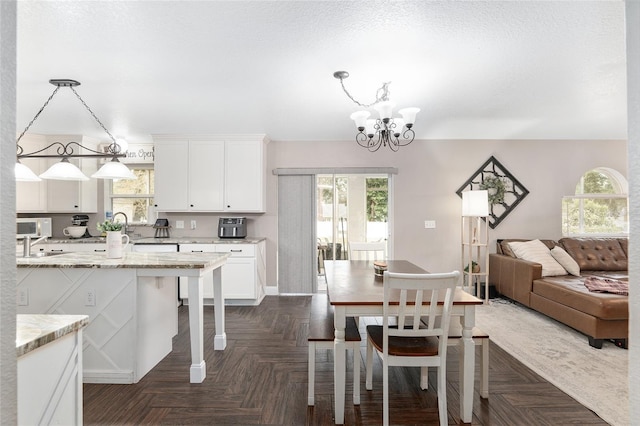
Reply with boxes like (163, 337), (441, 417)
(325, 260), (484, 424)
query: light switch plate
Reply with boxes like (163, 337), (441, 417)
(191, 220), (197, 230)
(17, 288), (28, 306)
(176, 220), (184, 229)
(424, 220), (436, 229)
(85, 289), (96, 306)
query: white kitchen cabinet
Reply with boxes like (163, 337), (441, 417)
(17, 134), (99, 213)
(153, 139), (225, 211)
(178, 240), (265, 305)
(152, 135), (267, 213)
(224, 139), (266, 212)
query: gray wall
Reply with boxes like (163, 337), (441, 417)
(261, 138), (627, 290)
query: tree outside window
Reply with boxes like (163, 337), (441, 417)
(110, 168), (155, 224)
(562, 168), (628, 236)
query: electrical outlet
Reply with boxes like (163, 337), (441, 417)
(85, 289), (96, 306)
(176, 220), (184, 229)
(191, 220), (197, 230)
(424, 220), (436, 229)
(17, 288), (28, 306)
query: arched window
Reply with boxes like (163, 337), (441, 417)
(562, 167), (628, 236)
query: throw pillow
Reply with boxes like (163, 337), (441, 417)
(550, 246), (580, 276)
(508, 239), (568, 277)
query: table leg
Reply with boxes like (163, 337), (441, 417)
(334, 306), (347, 424)
(188, 275), (206, 383)
(459, 306), (476, 423)
(211, 268), (227, 350)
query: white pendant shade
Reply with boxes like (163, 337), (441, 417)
(398, 107), (420, 125)
(92, 158), (136, 180)
(462, 190), (489, 217)
(374, 101), (396, 121)
(365, 119), (377, 136)
(15, 161), (42, 182)
(350, 111), (371, 129)
(39, 159), (89, 181)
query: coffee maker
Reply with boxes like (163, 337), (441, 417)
(71, 214), (92, 238)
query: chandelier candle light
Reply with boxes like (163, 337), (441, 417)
(15, 79), (135, 181)
(333, 70), (420, 152)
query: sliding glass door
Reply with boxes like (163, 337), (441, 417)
(317, 174), (390, 286)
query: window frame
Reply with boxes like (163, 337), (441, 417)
(106, 164), (155, 226)
(561, 168), (629, 238)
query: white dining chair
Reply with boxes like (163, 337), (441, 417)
(348, 241), (386, 261)
(365, 270), (460, 426)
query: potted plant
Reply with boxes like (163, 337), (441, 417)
(464, 261), (480, 273)
(97, 220), (123, 233)
(97, 221), (129, 258)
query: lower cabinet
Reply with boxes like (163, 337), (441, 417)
(18, 326), (84, 425)
(179, 241), (265, 305)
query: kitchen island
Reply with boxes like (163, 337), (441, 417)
(17, 251), (229, 384)
(17, 314), (88, 426)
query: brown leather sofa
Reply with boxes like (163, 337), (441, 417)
(488, 237), (628, 348)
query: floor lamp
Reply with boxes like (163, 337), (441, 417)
(461, 190), (490, 302)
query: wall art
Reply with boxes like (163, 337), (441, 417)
(456, 156), (529, 229)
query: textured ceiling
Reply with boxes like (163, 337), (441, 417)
(16, 1), (627, 144)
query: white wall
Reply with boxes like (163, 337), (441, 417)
(262, 138), (626, 287)
(0, 1), (18, 423)
(626, 1), (639, 420)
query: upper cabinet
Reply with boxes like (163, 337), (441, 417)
(153, 135), (268, 213)
(16, 134), (99, 213)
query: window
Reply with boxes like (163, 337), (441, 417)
(109, 167), (155, 224)
(562, 168), (628, 236)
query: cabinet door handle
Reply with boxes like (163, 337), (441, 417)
(190, 204), (194, 207)
(230, 249), (242, 252)
(94, 249), (106, 252)
(50, 249), (64, 252)
(192, 250), (203, 253)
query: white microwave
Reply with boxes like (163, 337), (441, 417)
(17, 217), (52, 239)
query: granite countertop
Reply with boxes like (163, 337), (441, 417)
(133, 237), (265, 244)
(17, 314), (89, 357)
(40, 236), (265, 245)
(16, 251), (230, 269)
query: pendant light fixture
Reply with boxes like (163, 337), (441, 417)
(15, 79), (135, 181)
(334, 70), (420, 152)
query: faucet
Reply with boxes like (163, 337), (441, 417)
(22, 235), (48, 257)
(112, 212), (129, 235)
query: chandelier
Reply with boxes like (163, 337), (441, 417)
(333, 70), (420, 152)
(15, 79), (135, 181)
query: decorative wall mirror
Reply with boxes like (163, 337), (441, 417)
(456, 156), (529, 229)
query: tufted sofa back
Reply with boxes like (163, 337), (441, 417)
(559, 238), (628, 271)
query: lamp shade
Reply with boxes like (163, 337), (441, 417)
(462, 190), (489, 216)
(350, 111), (371, 130)
(398, 107), (420, 125)
(39, 158), (89, 181)
(373, 101), (396, 121)
(15, 161), (42, 182)
(92, 158), (136, 179)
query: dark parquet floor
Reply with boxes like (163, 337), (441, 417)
(83, 296), (608, 425)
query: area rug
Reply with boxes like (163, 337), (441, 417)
(475, 298), (628, 426)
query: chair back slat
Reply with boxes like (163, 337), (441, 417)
(349, 241), (387, 261)
(382, 271), (460, 346)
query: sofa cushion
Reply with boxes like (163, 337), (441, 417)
(499, 238), (556, 258)
(533, 276), (628, 320)
(508, 239), (567, 277)
(559, 238), (627, 271)
(550, 246), (580, 276)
